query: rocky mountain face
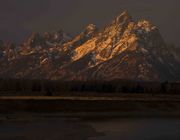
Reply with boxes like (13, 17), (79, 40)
(0, 11), (180, 81)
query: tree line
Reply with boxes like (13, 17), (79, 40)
(0, 79), (179, 96)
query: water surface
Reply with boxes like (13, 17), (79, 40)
(0, 113), (180, 140)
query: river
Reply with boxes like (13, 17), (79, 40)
(0, 113), (180, 140)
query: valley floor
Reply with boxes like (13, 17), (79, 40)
(1, 94), (180, 139)
(0, 94), (180, 115)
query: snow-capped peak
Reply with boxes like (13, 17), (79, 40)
(113, 10), (132, 25)
(85, 24), (97, 32)
(83, 24), (97, 37)
(137, 20), (157, 33)
(62, 24), (97, 51)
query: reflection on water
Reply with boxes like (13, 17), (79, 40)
(0, 113), (180, 140)
(88, 118), (180, 140)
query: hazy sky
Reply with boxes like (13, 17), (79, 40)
(0, 0), (180, 46)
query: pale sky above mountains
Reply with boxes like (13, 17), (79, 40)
(0, 0), (180, 46)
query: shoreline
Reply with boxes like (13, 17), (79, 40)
(0, 95), (180, 116)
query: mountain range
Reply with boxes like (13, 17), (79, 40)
(0, 11), (180, 81)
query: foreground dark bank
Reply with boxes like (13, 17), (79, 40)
(0, 112), (180, 140)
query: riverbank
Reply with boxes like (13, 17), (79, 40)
(0, 95), (180, 116)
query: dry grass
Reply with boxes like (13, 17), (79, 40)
(0, 93), (180, 101)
